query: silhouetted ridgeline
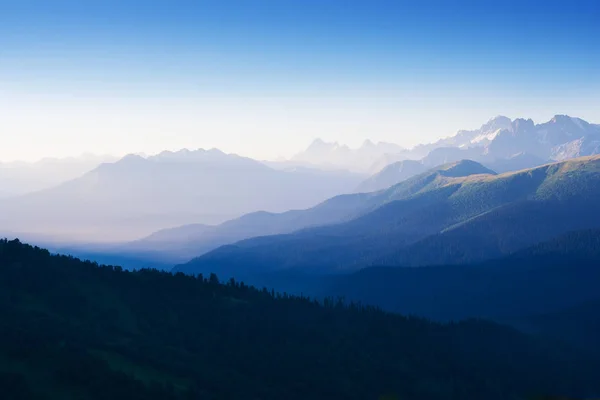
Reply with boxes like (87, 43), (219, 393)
(1, 239), (599, 399)
(178, 156), (600, 276)
(0, 149), (363, 241)
(200, 230), (600, 354)
(58, 155), (600, 271)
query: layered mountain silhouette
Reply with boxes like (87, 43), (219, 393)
(355, 160), (427, 192)
(300, 115), (598, 190)
(4, 118), (600, 399)
(5, 115), (599, 257)
(357, 151), (549, 194)
(175, 230), (600, 355)
(315, 230), (600, 320)
(413, 115), (600, 165)
(0, 154), (116, 196)
(111, 186), (380, 263)
(427, 115), (513, 149)
(0, 149), (362, 241)
(297, 115), (598, 175)
(108, 159), (492, 265)
(292, 138), (407, 172)
(176, 155), (600, 278)
(296, 230), (600, 358)
(353, 117), (566, 192)
(482, 152), (548, 173)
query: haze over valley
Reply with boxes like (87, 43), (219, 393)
(3, 114), (598, 247)
(2, 1), (600, 398)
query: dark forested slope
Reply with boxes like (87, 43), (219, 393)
(1, 239), (599, 400)
(318, 255), (600, 322)
(518, 298), (600, 357)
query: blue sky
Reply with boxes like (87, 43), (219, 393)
(1, 0), (599, 161)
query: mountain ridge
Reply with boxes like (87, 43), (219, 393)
(0, 153), (118, 196)
(177, 155), (600, 276)
(109, 160), (493, 264)
(303, 115), (600, 175)
(2, 238), (598, 399)
(293, 138), (407, 172)
(355, 159), (427, 192)
(0, 149), (363, 241)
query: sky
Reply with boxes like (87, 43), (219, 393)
(1, 0), (599, 162)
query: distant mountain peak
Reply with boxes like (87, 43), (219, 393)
(119, 154), (146, 163)
(437, 159), (497, 177)
(307, 138), (333, 147)
(490, 115), (511, 121)
(434, 115), (513, 150)
(509, 118), (535, 132)
(361, 139), (376, 148)
(295, 114), (599, 174)
(207, 148), (226, 155)
(294, 138), (406, 173)
(303, 138), (348, 153)
(484, 115), (512, 127)
(551, 114), (572, 122)
(549, 114), (589, 130)
(148, 148), (233, 163)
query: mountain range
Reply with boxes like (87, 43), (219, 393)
(292, 138), (407, 173)
(0, 154), (117, 196)
(224, 230), (600, 338)
(355, 160), (428, 192)
(3, 115), (600, 399)
(176, 155), (600, 278)
(4, 114), (600, 262)
(0, 149), (363, 241)
(356, 151), (549, 193)
(92, 159), (494, 265)
(292, 115), (600, 193)
(412, 115), (600, 165)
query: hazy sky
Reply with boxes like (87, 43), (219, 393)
(1, 0), (599, 162)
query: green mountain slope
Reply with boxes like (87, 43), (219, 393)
(1, 239), (599, 400)
(381, 199), (600, 266)
(106, 159), (492, 266)
(178, 156), (600, 276)
(382, 157), (600, 265)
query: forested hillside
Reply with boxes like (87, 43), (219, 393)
(318, 252), (600, 322)
(237, 230), (600, 330)
(1, 239), (598, 400)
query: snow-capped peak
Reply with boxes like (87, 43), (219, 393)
(470, 128), (503, 145)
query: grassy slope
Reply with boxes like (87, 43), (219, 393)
(179, 156), (600, 275)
